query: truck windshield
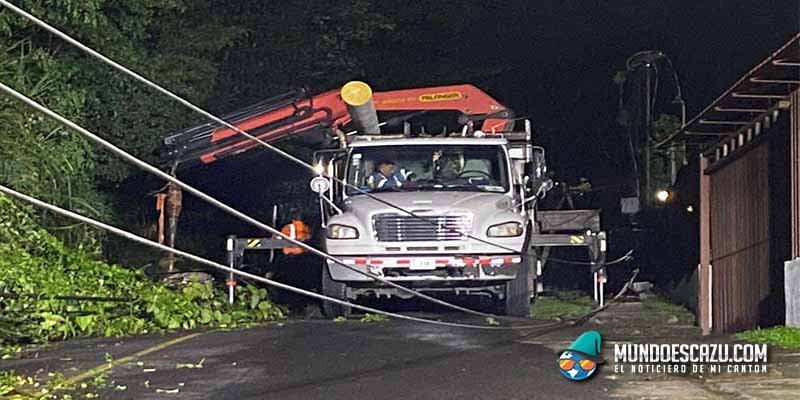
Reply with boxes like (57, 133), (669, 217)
(345, 145), (509, 195)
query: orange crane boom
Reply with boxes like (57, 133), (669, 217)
(163, 83), (513, 168)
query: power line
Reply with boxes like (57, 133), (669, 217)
(0, 183), (560, 331)
(0, 0), (522, 254)
(0, 1), (620, 324)
(0, 183), (640, 330)
(0, 0), (557, 322)
(547, 249), (634, 267)
(0, 80), (516, 321)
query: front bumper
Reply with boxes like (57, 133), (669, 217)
(327, 254), (522, 283)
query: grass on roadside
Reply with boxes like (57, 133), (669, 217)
(530, 292), (594, 320)
(641, 297), (695, 324)
(737, 327), (800, 349)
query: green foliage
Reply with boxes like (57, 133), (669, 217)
(359, 313), (388, 323)
(0, 0), (242, 249)
(0, 195), (283, 346)
(641, 296), (695, 325)
(0, 39), (108, 250)
(651, 114), (681, 142)
(737, 327), (800, 349)
(530, 294), (593, 320)
(76, 2), (246, 187)
(651, 114), (686, 190)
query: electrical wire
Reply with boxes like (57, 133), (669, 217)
(546, 249), (634, 267)
(0, 183), (561, 331)
(0, 0), (522, 255)
(651, 62), (660, 126)
(563, 268), (640, 325)
(664, 56), (687, 127)
(0, 80), (520, 322)
(0, 183), (641, 331)
(0, 1), (617, 323)
(0, 0), (561, 322)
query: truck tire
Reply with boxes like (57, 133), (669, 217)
(504, 224), (536, 317)
(504, 257), (531, 317)
(321, 263), (351, 318)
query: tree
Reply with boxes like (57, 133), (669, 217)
(651, 114), (684, 190)
(0, 0), (239, 247)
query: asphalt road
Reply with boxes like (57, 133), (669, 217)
(3, 316), (611, 399)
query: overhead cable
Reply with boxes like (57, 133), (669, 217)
(0, 183), (563, 331)
(0, 0), (521, 254)
(0, 80), (516, 321)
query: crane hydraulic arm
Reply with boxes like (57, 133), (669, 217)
(162, 83), (513, 168)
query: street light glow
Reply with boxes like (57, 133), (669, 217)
(655, 189), (670, 203)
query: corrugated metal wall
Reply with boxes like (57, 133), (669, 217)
(709, 144), (771, 333)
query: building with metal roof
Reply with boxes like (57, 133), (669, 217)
(664, 33), (799, 334)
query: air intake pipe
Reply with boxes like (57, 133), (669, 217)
(341, 81), (381, 135)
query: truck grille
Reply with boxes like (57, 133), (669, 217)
(373, 213), (472, 242)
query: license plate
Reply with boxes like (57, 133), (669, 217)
(409, 258), (436, 270)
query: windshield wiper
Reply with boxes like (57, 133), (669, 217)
(369, 186), (404, 193)
(442, 186), (484, 192)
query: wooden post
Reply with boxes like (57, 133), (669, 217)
(155, 193), (166, 245)
(165, 183), (183, 273)
(699, 155), (712, 335)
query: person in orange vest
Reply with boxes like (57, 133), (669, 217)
(280, 208), (311, 255)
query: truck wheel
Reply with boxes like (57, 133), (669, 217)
(504, 252), (534, 317)
(321, 263), (351, 318)
(504, 225), (539, 317)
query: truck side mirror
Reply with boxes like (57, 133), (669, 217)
(528, 147), (551, 197)
(532, 146), (547, 180)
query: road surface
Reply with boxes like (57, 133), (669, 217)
(3, 315), (610, 399)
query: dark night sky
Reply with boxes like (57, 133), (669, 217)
(475, 1), (798, 182)
(176, 1), (798, 236)
(206, 1), (798, 186)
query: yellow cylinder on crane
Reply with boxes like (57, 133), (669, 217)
(341, 81), (380, 134)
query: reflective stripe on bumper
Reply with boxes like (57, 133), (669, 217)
(340, 255), (522, 268)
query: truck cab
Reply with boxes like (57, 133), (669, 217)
(313, 131), (548, 317)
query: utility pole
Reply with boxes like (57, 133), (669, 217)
(625, 50), (672, 207)
(644, 64), (653, 205)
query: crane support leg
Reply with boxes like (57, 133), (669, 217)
(529, 231), (608, 305)
(164, 182), (183, 272)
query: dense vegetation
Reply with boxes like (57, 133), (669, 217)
(0, 0), (243, 249)
(0, 1), (293, 349)
(0, 195), (284, 347)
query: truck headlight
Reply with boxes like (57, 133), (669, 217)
(327, 224), (359, 239)
(487, 222), (523, 237)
